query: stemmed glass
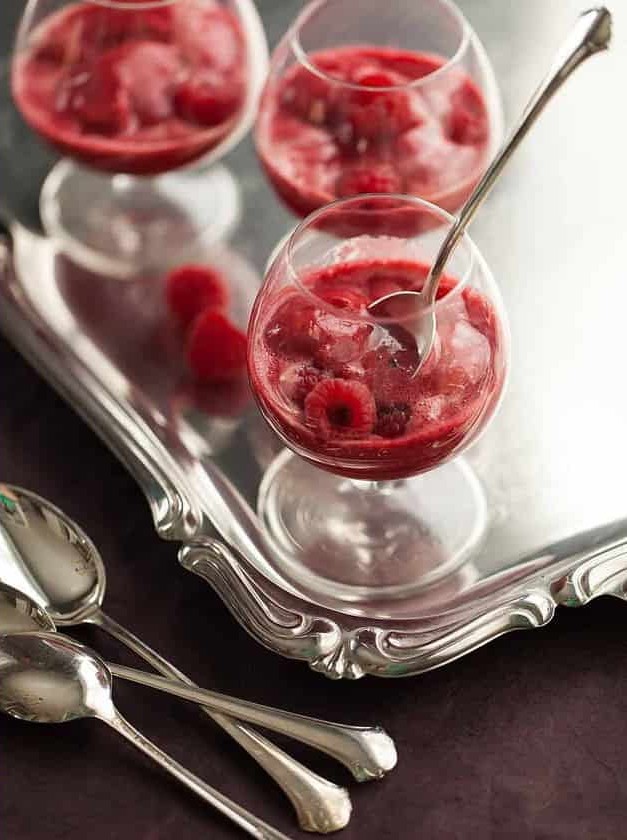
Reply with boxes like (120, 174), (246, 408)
(12, 0), (268, 277)
(255, 0), (503, 233)
(247, 194), (509, 603)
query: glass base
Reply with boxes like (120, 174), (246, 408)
(40, 159), (241, 279)
(258, 450), (488, 603)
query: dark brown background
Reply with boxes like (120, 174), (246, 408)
(2, 1), (627, 838)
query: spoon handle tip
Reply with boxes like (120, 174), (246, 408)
(92, 610), (352, 832)
(109, 662), (397, 780)
(105, 711), (294, 840)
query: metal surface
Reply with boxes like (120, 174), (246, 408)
(0, 630), (293, 840)
(0, 0), (626, 680)
(369, 7), (612, 373)
(0, 487), (352, 834)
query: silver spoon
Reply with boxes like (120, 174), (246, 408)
(368, 6), (612, 374)
(0, 580), (54, 633)
(0, 630), (292, 840)
(0, 486), (353, 832)
(0, 486), (392, 819)
(1, 620), (396, 778)
(9, 625), (395, 777)
(0, 582), (396, 781)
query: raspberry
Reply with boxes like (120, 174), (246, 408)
(446, 82), (488, 145)
(334, 85), (415, 148)
(350, 67), (399, 88)
(374, 402), (411, 438)
(336, 163), (403, 198)
(114, 41), (179, 125)
(304, 379), (376, 439)
(279, 362), (325, 406)
(166, 264), (229, 328)
(264, 294), (319, 357)
(174, 4), (242, 72)
(186, 310), (247, 382)
(279, 68), (336, 126)
(174, 73), (242, 126)
(59, 57), (131, 134)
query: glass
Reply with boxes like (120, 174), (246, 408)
(11, 0), (268, 277)
(255, 0), (503, 228)
(248, 194), (510, 602)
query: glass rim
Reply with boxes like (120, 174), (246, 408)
(289, 0), (472, 93)
(87, 0), (178, 9)
(283, 193), (479, 325)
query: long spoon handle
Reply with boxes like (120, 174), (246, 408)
(105, 711), (293, 840)
(90, 608), (351, 833)
(424, 6), (612, 303)
(109, 660), (397, 781)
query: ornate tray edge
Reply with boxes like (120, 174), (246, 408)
(180, 537), (627, 679)
(2, 227), (627, 680)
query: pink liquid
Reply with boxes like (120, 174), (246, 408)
(248, 259), (506, 481)
(12, 1), (246, 175)
(256, 46), (491, 222)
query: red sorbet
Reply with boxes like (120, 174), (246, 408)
(12, 0), (247, 174)
(255, 46), (490, 229)
(248, 258), (506, 480)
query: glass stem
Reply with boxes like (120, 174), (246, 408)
(343, 478), (406, 495)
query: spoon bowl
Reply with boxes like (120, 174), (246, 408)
(0, 580), (55, 634)
(0, 629), (291, 839)
(0, 484), (103, 623)
(0, 631), (113, 723)
(0, 484), (357, 832)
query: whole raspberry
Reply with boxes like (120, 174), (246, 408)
(174, 72), (243, 126)
(186, 310), (247, 383)
(166, 264), (229, 328)
(304, 378), (376, 439)
(59, 55), (131, 134)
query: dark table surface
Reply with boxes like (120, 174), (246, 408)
(3, 1), (627, 838)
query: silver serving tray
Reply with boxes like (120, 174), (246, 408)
(2, 215), (627, 680)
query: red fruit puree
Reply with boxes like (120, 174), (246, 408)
(256, 46), (490, 219)
(248, 259), (506, 480)
(12, 1), (246, 174)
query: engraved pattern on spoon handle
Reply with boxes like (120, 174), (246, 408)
(89, 609), (352, 833)
(424, 6), (612, 302)
(109, 662), (397, 781)
(104, 711), (293, 840)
